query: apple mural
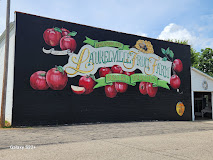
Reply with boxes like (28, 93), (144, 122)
(30, 71), (49, 90)
(60, 36), (77, 52)
(71, 85), (85, 94)
(39, 37), (184, 97)
(79, 75), (96, 94)
(99, 67), (111, 77)
(114, 82), (128, 93)
(46, 66), (68, 90)
(61, 28), (70, 36)
(139, 82), (147, 95)
(43, 28), (62, 46)
(146, 83), (158, 97)
(123, 71), (135, 76)
(170, 75), (181, 89)
(105, 84), (117, 98)
(161, 47), (182, 91)
(111, 65), (123, 74)
(173, 59), (183, 73)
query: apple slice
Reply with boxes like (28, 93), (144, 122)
(71, 85), (85, 94)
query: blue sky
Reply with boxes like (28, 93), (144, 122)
(0, 0), (213, 51)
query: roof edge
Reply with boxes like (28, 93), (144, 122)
(0, 21), (15, 43)
(191, 67), (213, 81)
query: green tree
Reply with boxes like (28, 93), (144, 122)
(190, 47), (199, 68)
(197, 48), (213, 76)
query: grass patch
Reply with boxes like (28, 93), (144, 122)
(0, 120), (11, 128)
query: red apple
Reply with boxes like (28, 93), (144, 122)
(60, 36), (77, 52)
(79, 75), (96, 94)
(123, 71), (135, 76)
(43, 28), (62, 46)
(146, 83), (158, 97)
(170, 75), (181, 89)
(99, 67), (111, 77)
(61, 28), (70, 36)
(139, 82), (147, 95)
(71, 85), (85, 94)
(114, 82), (128, 93)
(30, 71), (49, 90)
(46, 66), (68, 90)
(173, 59), (183, 72)
(105, 84), (117, 98)
(111, 65), (123, 74)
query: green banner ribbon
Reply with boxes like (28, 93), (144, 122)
(94, 74), (135, 89)
(130, 74), (170, 89)
(83, 37), (130, 50)
(94, 73), (170, 90)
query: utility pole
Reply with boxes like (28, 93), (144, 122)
(0, 0), (11, 127)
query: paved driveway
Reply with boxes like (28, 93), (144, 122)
(0, 121), (213, 160)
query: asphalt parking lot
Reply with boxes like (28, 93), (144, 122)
(0, 120), (213, 160)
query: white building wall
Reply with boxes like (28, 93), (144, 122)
(191, 68), (213, 92)
(0, 23), (15, 125)
(191, 67), (213, 121)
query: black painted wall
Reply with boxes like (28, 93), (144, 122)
(12, 12), (192, 126)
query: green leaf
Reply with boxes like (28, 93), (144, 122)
(39, 73), (46, 77)
(166, 47), (170, 55)
(54, 27), (62, 33)
(57, 66), (64, 74)
(161, 48), (166, 54)
(153, 84), (158, 87)
(68, 31), (77, 37)
(169, 50), (174, 58)
(162, 57), (167, 61)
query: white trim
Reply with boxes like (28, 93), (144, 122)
(8, 13), (16, 125)
(0, 15), (16, 126)
(190, 68), (194, 121)
(212, 92), (213, 120)
(191, 67), (213, 81)
(191, 91), (195, 121)
(0, 22), (15, 43)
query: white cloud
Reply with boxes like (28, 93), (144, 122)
(158, 23), (195, 42)
(158, 23), (213, 51)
